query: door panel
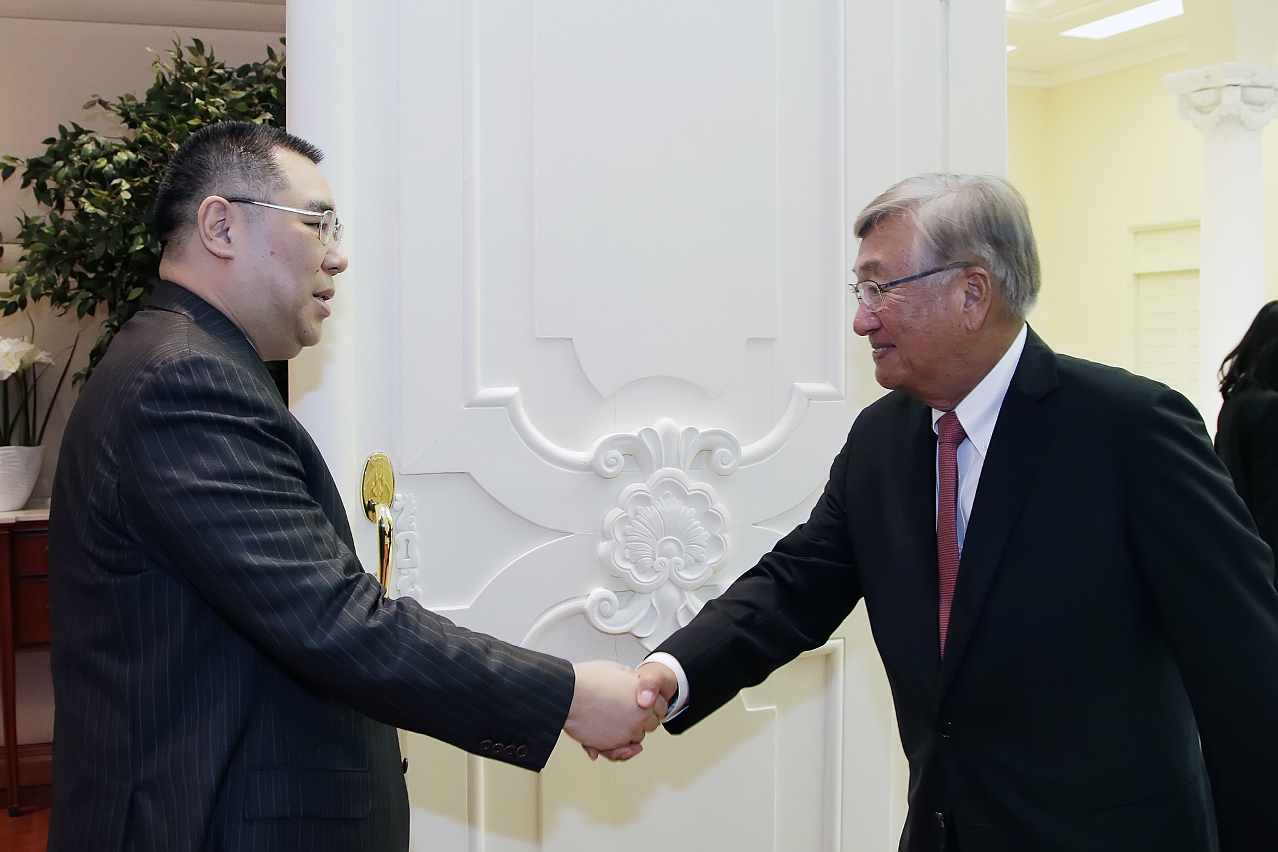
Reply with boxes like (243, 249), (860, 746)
(287, 0), (1006, 848)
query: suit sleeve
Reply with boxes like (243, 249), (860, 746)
(655, 433), (863, 732)
(1126, 386), (1278, 849)
(116, 352), (575, 770)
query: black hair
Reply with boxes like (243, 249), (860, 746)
(152, 122), (324, 250)
(1220, 301), (1278, 400)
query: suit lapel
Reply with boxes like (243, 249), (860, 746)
(937, 328), (1060, 698)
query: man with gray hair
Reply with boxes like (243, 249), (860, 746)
(632, 173), (1278, 849)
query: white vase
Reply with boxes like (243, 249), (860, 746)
(0, 445), (44, 512)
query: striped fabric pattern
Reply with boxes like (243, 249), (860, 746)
(46, 281), (575, 852)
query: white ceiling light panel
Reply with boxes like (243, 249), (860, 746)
(1060, 0), (1184, 40)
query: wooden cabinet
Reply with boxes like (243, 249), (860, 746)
(0, 511), (50, 816)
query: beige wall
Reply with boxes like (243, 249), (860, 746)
(0, 17), (282, 506)
(1010, 53), (1278, 374)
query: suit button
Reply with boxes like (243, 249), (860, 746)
(515, 746), (527, 759)
(480, 740), (493, 752)
(940, 721), (954, 738)
(402, 758), (410, 774)
(505, 744), (517, 757)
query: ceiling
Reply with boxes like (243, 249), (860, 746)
(1007, 0), (1187, 87)
(0, 0), (1197, 88)
(0, 0), (283, 32)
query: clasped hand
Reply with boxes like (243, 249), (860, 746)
(562, 661), (679, 761)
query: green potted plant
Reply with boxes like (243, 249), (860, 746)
(0, 37), (285, 385)
(0, 326), (75, 510)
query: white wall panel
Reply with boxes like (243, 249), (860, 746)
(533, 0), (780, 397)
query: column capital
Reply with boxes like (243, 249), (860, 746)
(1164, 62), (1278, 132)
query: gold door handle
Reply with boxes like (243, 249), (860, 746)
(361, 453), (395, 593)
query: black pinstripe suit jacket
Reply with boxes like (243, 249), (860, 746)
(47, 281), (575, 852)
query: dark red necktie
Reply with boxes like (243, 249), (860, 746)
(937, 411), (966, 658)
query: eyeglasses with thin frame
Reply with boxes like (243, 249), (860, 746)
(849, 261), (971, 312)
(224, 197), (345, 245)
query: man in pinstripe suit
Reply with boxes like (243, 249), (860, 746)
(46, 122), (661, 851)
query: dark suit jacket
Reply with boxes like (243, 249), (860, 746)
(47, 282), (576, 852)
(657, 328), (1278, 851)
(1216, 385), (1278, 565)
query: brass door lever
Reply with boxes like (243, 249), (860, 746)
(361, 453), (395, 592)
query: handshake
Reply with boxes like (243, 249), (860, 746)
(562, 660), (679, 761)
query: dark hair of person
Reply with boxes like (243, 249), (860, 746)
(152, 122), (324, 251)
(1220, 301), (1278, 401)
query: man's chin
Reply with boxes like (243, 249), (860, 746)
(872, 361), (904, 391)
(300, 322), (325, 350)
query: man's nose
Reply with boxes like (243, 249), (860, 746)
(852, 302), (880, 337)
(325, 245), (349, 274)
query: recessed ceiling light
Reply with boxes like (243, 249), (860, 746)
(1007, 45), (1018, 52)
(1061, 0), (1183, 40)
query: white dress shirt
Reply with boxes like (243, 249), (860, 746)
(933, 323), (1027, 553)
(647, 325), (1029, 721)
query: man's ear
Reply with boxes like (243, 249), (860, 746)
(961, 266), (995, 330)
(195, 196), (237, 260)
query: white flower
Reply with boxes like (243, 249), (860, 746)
(0, 337), (26, 381)
(23, 345), (53, 368)
(0, 336), (52, 380)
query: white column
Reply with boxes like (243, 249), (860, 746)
(287, 1), (401, 567)
(286, 0), (358, 502)
(1164, 62), (1278, 427)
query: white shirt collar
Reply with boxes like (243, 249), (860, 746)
(931, 324), (1028, 454)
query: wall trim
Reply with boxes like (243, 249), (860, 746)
(1009, 36), (1186, 89)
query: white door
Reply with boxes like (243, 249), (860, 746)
(287, 1), (1006, 849)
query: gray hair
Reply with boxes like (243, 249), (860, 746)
(854, 173), (1041, 318)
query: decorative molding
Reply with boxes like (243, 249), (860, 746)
(524, 417), (743, 650)
(587, 418), (735, 647)
(1165, 62), (1278, 132)
(464, 387), (593, 472)
(590, 469), (729, 648)
(463, 381), (840, 479)
(391, 492), (423, 604)
(1007, 35), (1186, 90)
(590, 417), (741, 479)
(518, 399), (853, 649)
(739, 382), (841, 465)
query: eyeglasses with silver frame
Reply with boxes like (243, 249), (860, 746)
(224, 197), (345, 245)
(849, 261), (971, 312)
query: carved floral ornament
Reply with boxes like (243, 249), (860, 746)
(590, 470), (729, 647)
(522, 418), (740, 651)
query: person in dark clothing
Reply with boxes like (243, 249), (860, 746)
(1216, 300), (1278, 567)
